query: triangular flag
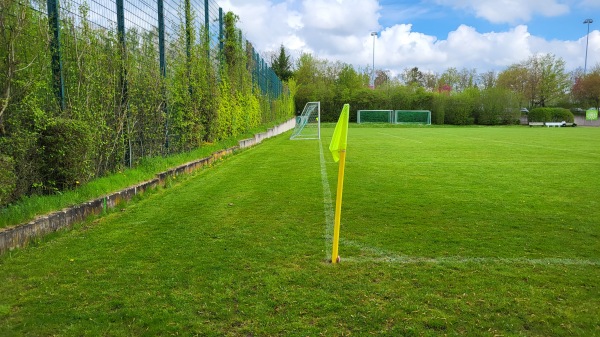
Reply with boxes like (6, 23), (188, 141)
(329, 104), (350, 162)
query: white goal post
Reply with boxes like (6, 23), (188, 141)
(290, 102), (321, 140)
(357, 110), (393, 123)
(394, 110), (431, 125)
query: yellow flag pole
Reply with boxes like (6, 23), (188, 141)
(331, 149), (346, 264)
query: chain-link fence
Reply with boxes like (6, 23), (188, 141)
(0, 0), (290, 204)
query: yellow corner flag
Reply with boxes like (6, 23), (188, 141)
(329, 104), (349, 162)
(330, 104), (349, 264)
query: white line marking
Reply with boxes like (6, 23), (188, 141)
(341, 239), (600, 266)
(377, 132), (424, 144)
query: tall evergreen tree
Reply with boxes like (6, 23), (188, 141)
(271, 44), (293, 81)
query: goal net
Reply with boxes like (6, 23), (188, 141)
(290, 102), (320, 140)
(357, 110), (393, 123)
(394, 110), (431, 125)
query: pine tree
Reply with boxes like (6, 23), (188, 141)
(271, 44), (293, 82)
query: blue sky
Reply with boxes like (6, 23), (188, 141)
(218, 0), (600, 75)
(378, 0), (593, 40)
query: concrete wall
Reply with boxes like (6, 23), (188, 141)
(238, 118), (296, 149)
(0, 118), (296, 254)
(575, 115), (600, 127)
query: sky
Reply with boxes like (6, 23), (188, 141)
(216, 0), (600, 76)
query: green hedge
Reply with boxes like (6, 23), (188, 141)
(528, 108), (574, 123)
(0, 155), (16, 205)
(39, 118), (94, 192)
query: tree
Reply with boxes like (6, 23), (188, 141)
(498, 55), (569, 108)
(479, 71), (497, 89)
(336, 64), (363, 95)
(400, 67), (424, 87)
(439, 67), (460, 92)
(271, 44), (293, 82)
(497, 64), (528, 108)
(374, 69), (390, 88)
(572, 67), (600, 111)
(422, 71), (439, 92)
(530, 54), (569, 107)
(457, 68), (477, 92)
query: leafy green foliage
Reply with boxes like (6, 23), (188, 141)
(572, 69), (600, 111)
(529, 107), (574, 123)
(528, 108), (552, 122)
(39, 118), (93, 191)
(497, 54), (570, 108)
(0, 155), (16, 205)
(0, 3), (292, 207)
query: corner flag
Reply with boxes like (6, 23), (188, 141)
(330, 104), (349, 264)
(329, 104), (349, 162)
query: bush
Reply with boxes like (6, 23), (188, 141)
(550, 108), (574, 123)
(444, 97), (475, 125)
(39, 118), (94, 191)
(528, 108), (552, 122)
(528, 107), (574, 123)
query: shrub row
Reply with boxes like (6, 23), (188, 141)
(297, 86), (521, 126)
(528, 108), (574, 123)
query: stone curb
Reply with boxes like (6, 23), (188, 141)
(0, 118), (295, 254)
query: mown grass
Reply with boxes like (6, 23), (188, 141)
(0, 121), (288, 230)
(0, 125), (599, 336)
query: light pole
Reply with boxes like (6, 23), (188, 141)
(371, 31), (377, 88)
(584, 19), (593, 74)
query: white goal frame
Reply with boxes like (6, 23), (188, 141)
(357, 110), (393, 124)
(290, 102), (321, 140)
(394, 110), (432, 125)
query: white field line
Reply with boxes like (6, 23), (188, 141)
(340, 239), (600, 266)
(318, 139), (334, 260)
(386, 161), (599, 165)
(377, 132), (424, 144)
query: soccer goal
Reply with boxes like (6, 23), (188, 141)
(290, 102), (321, 140)
(357, 110), (393, 123)
(394, 110), (431, 125)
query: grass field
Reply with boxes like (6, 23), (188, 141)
(1, 125), (599, 336)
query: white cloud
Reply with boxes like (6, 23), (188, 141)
(217, 0), (600, 75)
(433, 0), (569, 24)
(300, 0), (379, 34)
(579, 0), (600, 9)
(218, 0), (305, 52)
(369, 24), (535, 73)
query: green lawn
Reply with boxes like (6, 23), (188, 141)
(1, 126), (599, 336)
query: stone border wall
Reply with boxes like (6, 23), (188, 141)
(0, 118), (296, 254)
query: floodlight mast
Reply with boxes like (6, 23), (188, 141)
(371, 31), (377, 88)
(584, 19), (593, 74)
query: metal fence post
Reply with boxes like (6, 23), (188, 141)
(116, 0), (130, 166)
(157, 0), (168, 152)
(204, 0), (209, 61)
(158, 0), (166, 77)
(218, 7), (223, 66)
(185, 0), (192, 95)
(46, 0), (65, 111)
